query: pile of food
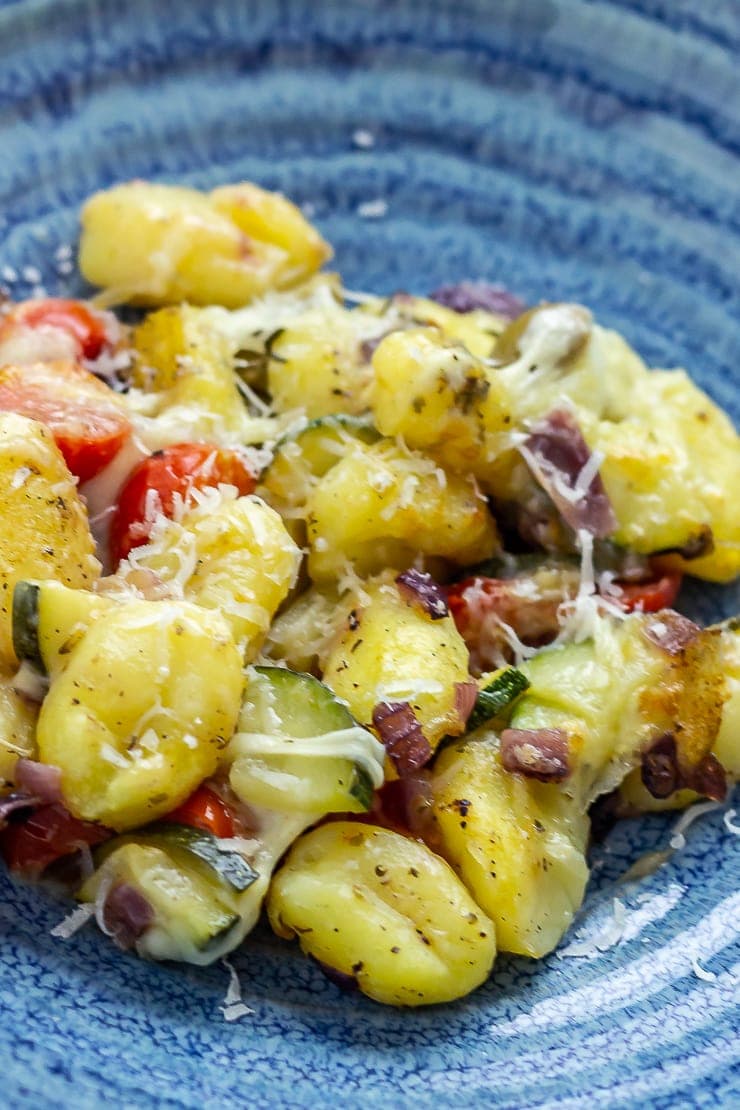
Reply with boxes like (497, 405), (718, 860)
(0, 180), (737, 1006)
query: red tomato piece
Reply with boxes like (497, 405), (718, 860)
(0, 803), (111, 879)
(166, 785), (235, 839)
(0, 298), (111, 361)
(0, 360), (131, 482)
(608, 570), (683, 613)
(109, 442), (257, 565)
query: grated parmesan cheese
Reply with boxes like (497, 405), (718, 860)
(691, 955), (717, 982)
(356, 199), (388, 220)
(558, 897), (626, 959)
(723, 808), (740, 835)
(220, 958), (255, 1022)
(51, 903), (95, 940)
(352, 128), (375, 149)
(669, 800), (723, 850)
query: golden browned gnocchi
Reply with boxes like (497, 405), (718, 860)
(0, 413), (100, 666)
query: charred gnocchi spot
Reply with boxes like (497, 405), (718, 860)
(641, 733), (680, 799)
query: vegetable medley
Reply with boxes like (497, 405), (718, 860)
(0, 179), (738, 1007)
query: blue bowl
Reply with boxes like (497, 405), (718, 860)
(0, 1), (738, 1106)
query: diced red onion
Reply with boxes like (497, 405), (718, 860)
(101, 882), (155, 950)
(500, 727), (571, 782)
(14, 759), (63, 804)
(454, 682), (479, 729)
(429, 282), (526, 319)
(643, 611), (700, 656)
(360, 334), (386, 362)
(641, 733), (680, 798)
(372, 701), (432, 776)
(396, 569), (449, 620)
(0, 790), (40, 829)
(522, 409), (617, 538)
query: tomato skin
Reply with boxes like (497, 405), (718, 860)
(0, 803), (111, 879)
(0, 360), (131, 482)
(609, 571), (683, 613)
(0, 298), (111, 361)
(166, 786), (235, 839)
(109, 442), (257, 565)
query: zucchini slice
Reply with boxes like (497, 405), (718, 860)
(229, 666), (385, 815)
(466, 666), (530, 733)
(79, 841), (241, 957)
(12, 582), (41, 673)
(95, 822), (258, 893)
(260, 413), (380, 511)
(12, 580), (112, 677)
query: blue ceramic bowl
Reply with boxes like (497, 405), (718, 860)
(0, 2), (738, 1106)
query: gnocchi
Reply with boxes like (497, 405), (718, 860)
(0, 180), (736, 1011)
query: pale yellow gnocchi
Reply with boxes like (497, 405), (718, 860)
(114, 491), (301, 658)
(267, 821), (497, 1006)
(37, 599), (243, 830)
(306, 439), (499, 581)
(79, 180), (331, 308)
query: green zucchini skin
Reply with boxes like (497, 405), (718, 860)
(252, 664), (355, 736)
(466, 667), (530, 734)
(232, 666), (384, 815)
(261, 414), (380, 486)
(97, 822), (258, 893)
(144, 823), (258, 892)
(12, 581), (44, 675)
(348, 766), (374, 810)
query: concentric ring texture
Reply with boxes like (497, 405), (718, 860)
(0, 1), (738, 1106)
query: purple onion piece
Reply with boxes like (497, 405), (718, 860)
(500, 728), (571, 783)
(14, 759), (63, 804)
(102, 882), (155, 950)
(643, 611), (700, 656)
(429, 281), (526, 319)
(396, 569), (448, 620)
(454, 682), (479, 729)
(522, 409), (617, 539)
(359, 334), (387, 362)
(0, 790), (40, 830)
(372, 701), (432, 776)
(641, 733), (680, 798)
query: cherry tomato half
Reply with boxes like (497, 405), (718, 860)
(0, 298), (112, 361)
(166, 785), (235, 839)
(109, 442), (257, 565)
(0, 803), (111, 879)
(609, 570), (683, 613)
(0, 359), (131, 482)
